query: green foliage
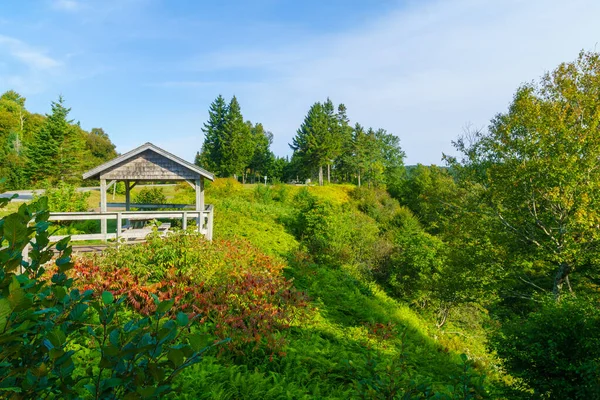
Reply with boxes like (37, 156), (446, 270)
(290, 99), (342, 186)
(198, 95), (273, 182)
(449, 51), (600, 297)
(34, 182), (91, 212)
(0, 197), (215, 398)
(494, 295), (600, 398)
(134, 186), (167, 205)
(86, 127), (118, 167)
(0, 91), (117, 190)
(77, 234), (307, 355)
(198, 95), (228, 175)
(290, 100), (405, 188)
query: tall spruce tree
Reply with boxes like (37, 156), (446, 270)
(322, 98), (342, 184)
(26, 96), (71, 185)
(198, 95), (228, 174)
(290, 102), (329, 185)
(335, 103), (354, 182)
(220, 96), (254, 181)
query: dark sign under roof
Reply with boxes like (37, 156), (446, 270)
(82, 142), (214, 181)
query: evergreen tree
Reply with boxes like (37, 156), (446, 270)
(248, 122), (274, 182)
(335, 103), (354, 182)
(198, 95), (228, 174)
(221, 96), (254, 181)
(26, 96), (71, 185)
(59, 123), (91, 183)
(349, 123), (373, 187)
(290, 102), (329, 185)
(322, 98), (342, 184)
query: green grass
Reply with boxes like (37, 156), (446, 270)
(174, 181), (503, 398)
(6, 181), (503, 397)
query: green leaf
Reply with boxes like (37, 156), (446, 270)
(156, 299), (174, 314)
(69, 303), (88, 321)
(188, 333), (210, 352)
(176, 312), (189, 327)
(2, 213), (28, 246)
(102, 291), (114, 305)
(0, 298), (12, 331)
(102, 377), (123, 389)
(55, 256), (71, 267)
(167, 348), (184, 368)
(55, 236), (71, 251)
(7, 276), (23, 307)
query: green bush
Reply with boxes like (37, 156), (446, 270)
(134, 186), (167, 205)
(35, 182), (91, 212)
(0, 196), (216, 398)
(493, 295), (600, 399)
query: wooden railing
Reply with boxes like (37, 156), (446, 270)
(47, 204), (214, 242)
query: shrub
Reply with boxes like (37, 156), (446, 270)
(206, 178), (244, 197)
(134, 186), (167, 205)
(35, 182), (91, 212)
(0, 196), (216, 398)
(253, 184), (273, 204)
(75, 234), (308, 355)
(493, 295), (600, 399)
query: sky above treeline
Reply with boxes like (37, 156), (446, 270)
(1, 0), (599, 165)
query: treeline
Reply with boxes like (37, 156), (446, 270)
(196, 96), (405, 190)
(0, 91), (117, 190)
(196, 95), (286, 184)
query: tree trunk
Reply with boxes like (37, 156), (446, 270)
(436, 304), (450, 328)
(319, 165), (323, 186)
(357, 170), (361, 188)
(327, 164), (331, 184)
(553, 262), (572, 299)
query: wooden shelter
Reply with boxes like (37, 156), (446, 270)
(81, 142), (215, 240)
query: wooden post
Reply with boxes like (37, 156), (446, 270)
(100, 178), (107, 241)
(116, 212), (122, 241)
(195, 178), (204, 233)
(207, 207), (214, 241)
(125, 180), (131, 211)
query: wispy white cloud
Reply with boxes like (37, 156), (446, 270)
(0, 35), (61, 70)
(177, 0), (600, 164)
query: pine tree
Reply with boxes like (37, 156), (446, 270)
(335, 104), (354, 182)
(322, 98), (342, 184)
(198, 95), (228, 175)
(26, 96), (71, 185)
(248, 122), (274, 182)
(220, 96), (254, 181)
(290, 102), (329, 185)
(59, 123), (90, 183)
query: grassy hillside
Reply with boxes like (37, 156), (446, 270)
(90, 179), (500, 398)
(4, 180), (503, 398)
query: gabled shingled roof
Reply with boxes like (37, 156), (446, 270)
(82, 142), (215, 181)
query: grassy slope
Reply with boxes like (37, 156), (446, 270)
(4, 182), (499, 397)
(174, 183), (500, 399)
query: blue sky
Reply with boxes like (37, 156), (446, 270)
(1, 0), (600, 165)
